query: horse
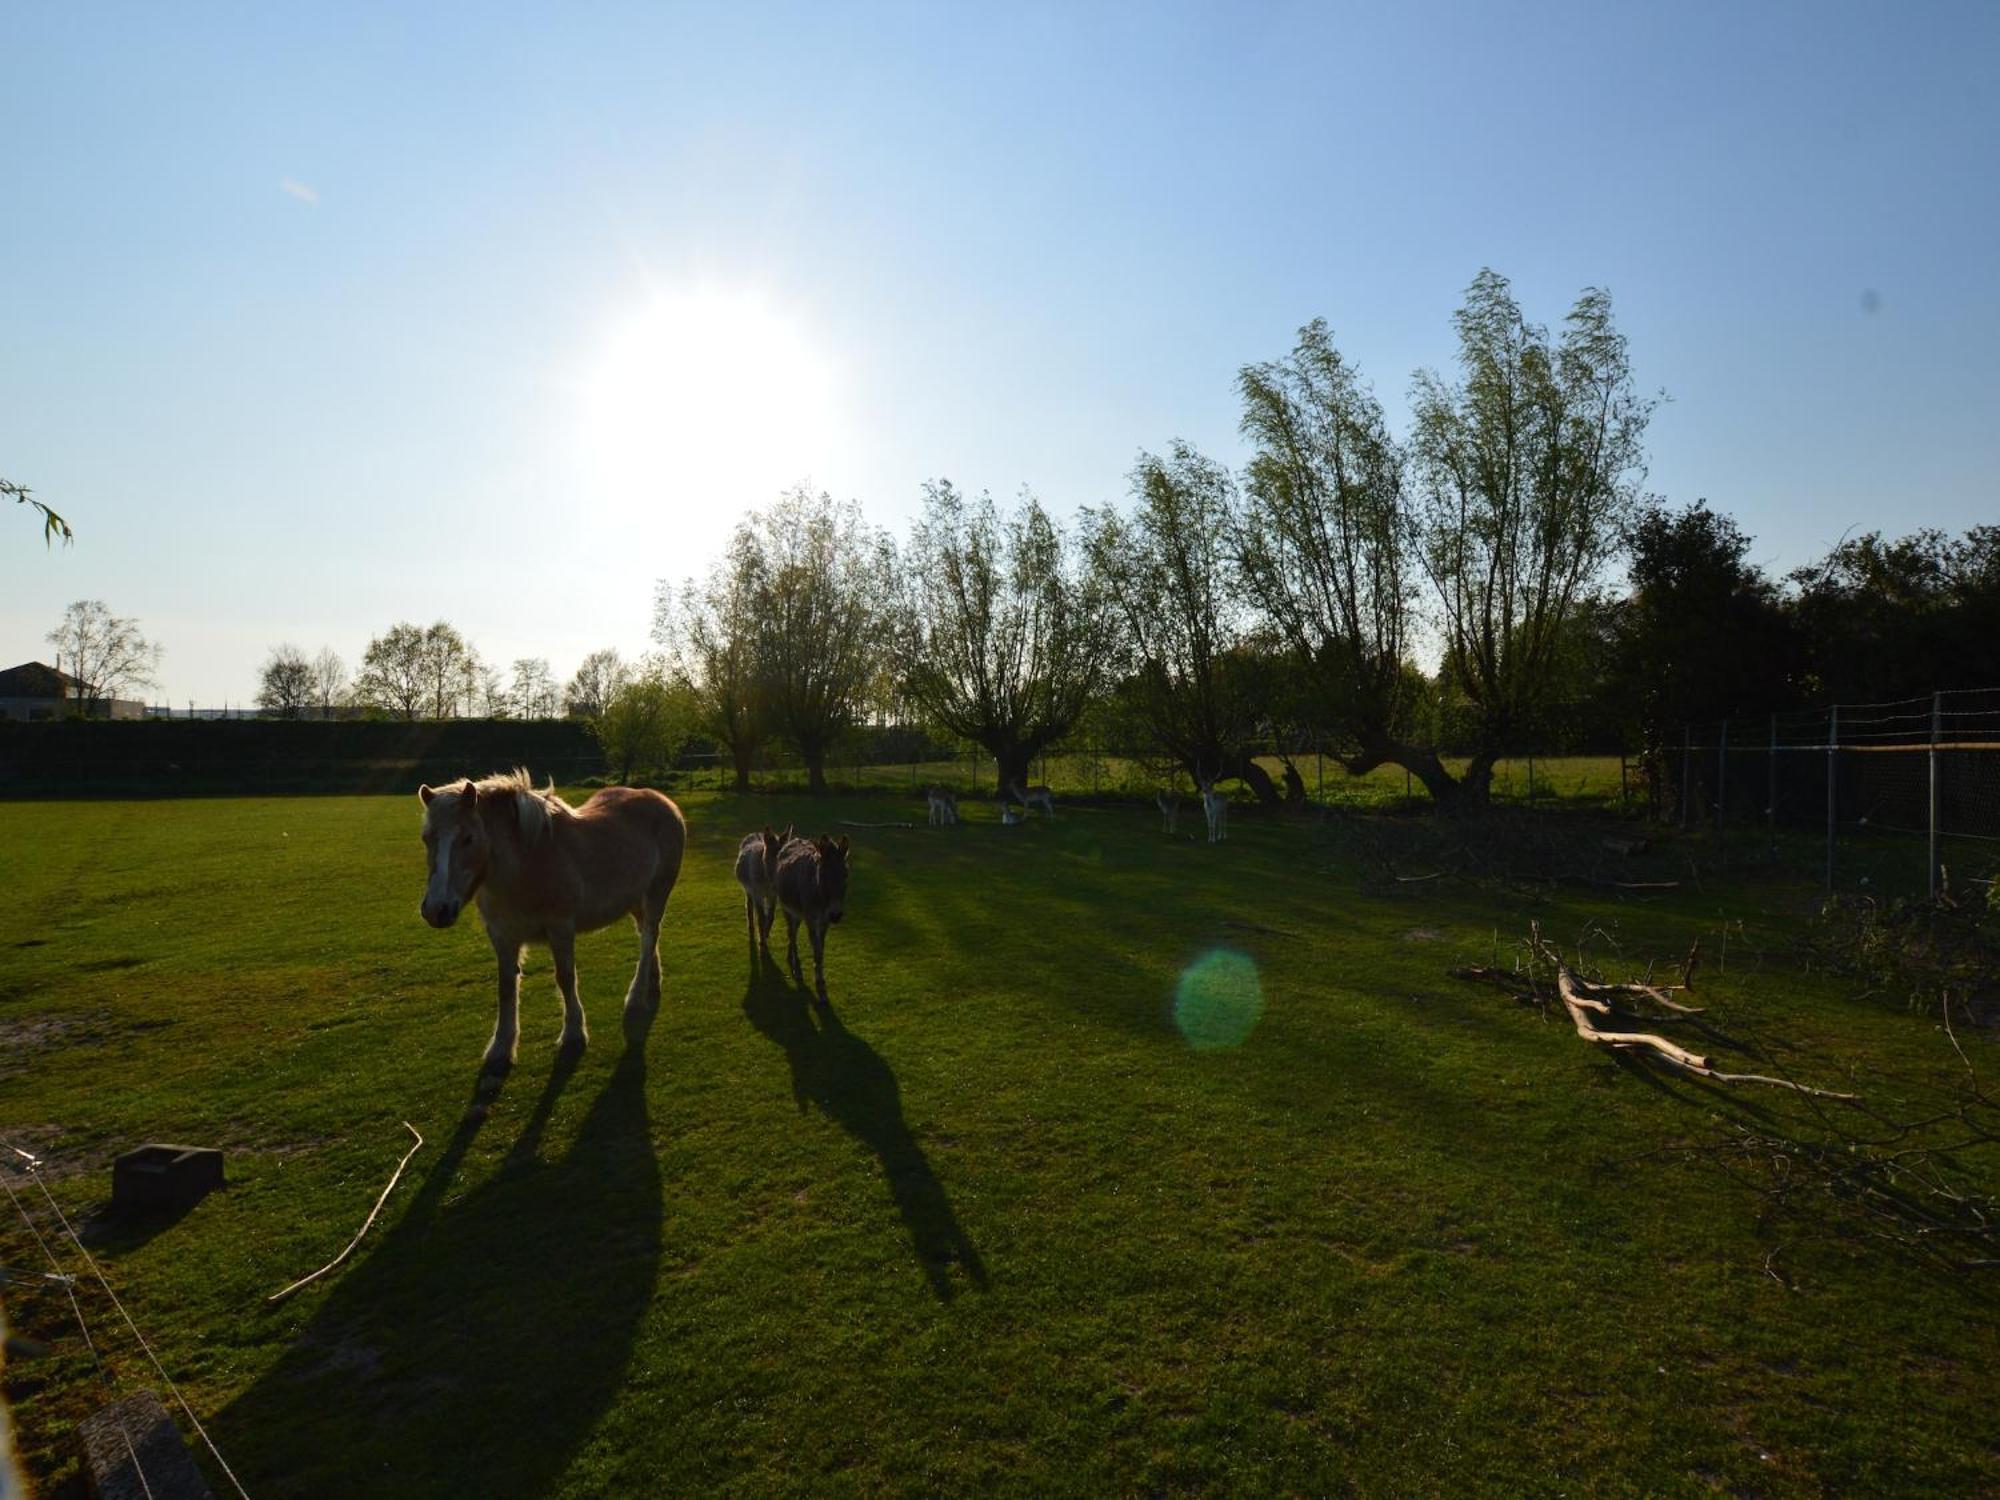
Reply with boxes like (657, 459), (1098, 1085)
(735, 823), (793, 948)
(774, 834), (852, 1000)
(417, 769), (686, 1074)
(1156, 789), (1181, 834)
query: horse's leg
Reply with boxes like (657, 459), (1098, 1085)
(484, 936), (523, 1075)
(744, 889), (757, 944)
(758, 894), (776, 946)
(550, 927), (588, 1055)
(628, 903), (662, 1016)
(808, 918), (828, 1001)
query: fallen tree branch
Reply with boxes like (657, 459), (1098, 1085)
(267, 1121), (424, 1304)
(1458, 927), (1863, 1101)
(837, 820), (915, 829)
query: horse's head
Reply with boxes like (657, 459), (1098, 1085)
(815, 834), (852, 924)
(417, 778), (491, 928)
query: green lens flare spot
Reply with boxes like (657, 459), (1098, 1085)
(1173, 948), (1264, 1051)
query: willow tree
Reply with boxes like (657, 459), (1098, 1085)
(749, 488), (888, 794)
(1234, 320), (1444, 798)
(1087, 442), (1281, 802)
(656, 527), (771, 793)
(1408, 271), (1654, 804)
(897, 481), (1111, 794)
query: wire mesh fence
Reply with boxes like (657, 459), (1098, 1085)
(1676, 688), (2000, 897)
(647, 739), (1641, 816)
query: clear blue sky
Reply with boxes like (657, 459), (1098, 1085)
(4, 1), (1995, 706)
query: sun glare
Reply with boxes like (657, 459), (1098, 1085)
(579, 286), (841, 531)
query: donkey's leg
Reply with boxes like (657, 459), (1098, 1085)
(758, 894), (777, 946)
(784, 910), (803, 984)
(550, 927), (588, 1055)
(484, 936), (523, 1075)
(745, 890), (758, 943)
(808, 918), (828, 1000)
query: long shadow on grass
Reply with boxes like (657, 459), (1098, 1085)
(742, 964), (987, 1301)
(215, 1010), (661, 1499)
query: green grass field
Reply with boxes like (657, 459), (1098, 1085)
(3, 790), (1995, 1496)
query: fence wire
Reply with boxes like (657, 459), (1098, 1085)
(1677, 688), (2000, 897)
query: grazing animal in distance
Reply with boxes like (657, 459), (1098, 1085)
(416, 769), (686, 1074)
(735, 823), (793, 947)
(1000, 802), (1023, 826)
(926, 785), (959, 826)
(1156, 790), (1181, 834)
(1009, 779), (1056, 819)
(775, 833), (853, 999)
(1200, 780), (1228, 843)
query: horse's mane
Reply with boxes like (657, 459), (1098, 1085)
(473, 767), (566, 845)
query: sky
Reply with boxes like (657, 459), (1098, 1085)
(3, 1), (1996, 708)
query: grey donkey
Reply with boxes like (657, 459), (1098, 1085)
(735, 823), (794, 947)
(774, 833), (852, 999)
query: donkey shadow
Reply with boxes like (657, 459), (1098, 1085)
(214, 1008), (661, 1498)
(742, 967), (987, 1301)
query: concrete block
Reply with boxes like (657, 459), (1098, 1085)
(76, 1389), (214, 1500)
(111, 1146), (224, 1215)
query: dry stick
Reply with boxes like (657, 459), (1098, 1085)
(267, 1121), (424, 1305)
(836, 819), (914, 829)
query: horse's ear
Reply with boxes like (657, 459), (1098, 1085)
(762, 825), (775, 841)
(418, 784), (435, 805)
(461, 779), (478, 807)
(814, 834), (831, 853)
(836, 835), (851, 854)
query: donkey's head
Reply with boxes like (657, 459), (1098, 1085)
(416, 778), (491, 929)
(815, 834), (852, 924)
(760, 824), (788, 873)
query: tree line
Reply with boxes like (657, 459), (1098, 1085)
(30, 270), (1995, 812)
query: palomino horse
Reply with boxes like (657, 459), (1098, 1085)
(418, 769), (687, 1073)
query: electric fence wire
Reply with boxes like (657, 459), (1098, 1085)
(2, 1155), (156, 1499)
(3, 1144), (248, 1499)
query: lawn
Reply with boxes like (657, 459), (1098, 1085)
(2, 788), (1995, 1496)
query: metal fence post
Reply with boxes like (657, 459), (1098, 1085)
(1716, 719), (1728, 831)
(1681, 725), (1692, 830)
(1929, 690), (1941, 900)
(1826, 705), (1838, 893)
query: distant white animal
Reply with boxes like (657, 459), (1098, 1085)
(1009, 779), (1056, 819)
(1156, 790), (1180, 834)
(1000, 802), (1024, 826)
(1200, 781), (1228, 844)
(926, 785), (959, 826)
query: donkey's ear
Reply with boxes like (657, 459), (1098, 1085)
(418, 784), (435, 805)
(762, 825), (775, 840)
(460, 779), (478, 807)
(836, 835), (851, 855)
(814, 834), (832, 853)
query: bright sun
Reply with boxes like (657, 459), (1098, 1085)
(579, 286), (841, 531)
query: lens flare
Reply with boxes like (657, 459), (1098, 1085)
(1173, 948), (1265, 1051)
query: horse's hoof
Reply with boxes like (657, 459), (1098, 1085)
(556, 1031), (588, 1059)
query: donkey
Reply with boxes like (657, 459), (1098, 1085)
(1200, 780), (1229, 844)
(926, 785), (959, 826)
(774, 834), (852, 999)
(735, 823), (794, 947)
(417, 769), (686, 1074)
(1156, 790), (1181, 834)
(1008, 779), (1056, 819)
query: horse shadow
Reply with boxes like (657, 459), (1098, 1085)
(741, 965), (987, 1301)
(214, 1008), (661, 1498)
